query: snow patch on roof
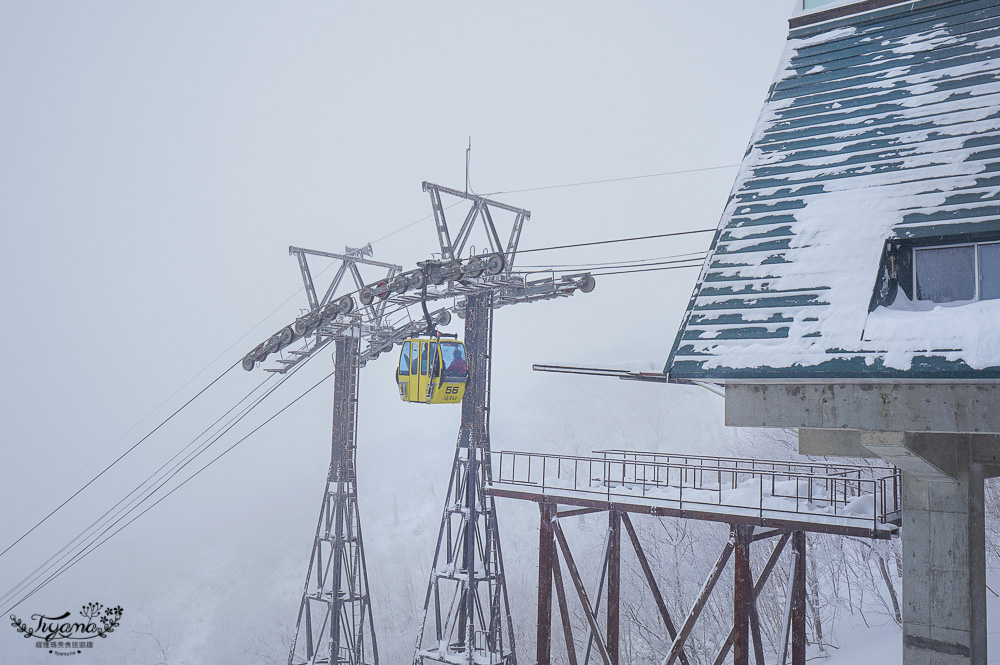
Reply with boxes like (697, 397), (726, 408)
(864, 295), (1000, 370)
(668, 0), (1000, 379)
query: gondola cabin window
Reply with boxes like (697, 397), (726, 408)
(914, 242), (1000, 303)
(440, 342), (467, 376)
(399, 341), (411, 375)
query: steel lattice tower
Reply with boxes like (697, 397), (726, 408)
(414, 292), (517, 665)
(242, 190), (591, 665)
(289, 335), (379, 665)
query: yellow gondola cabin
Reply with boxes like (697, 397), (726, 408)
(396, 338), (468, 404)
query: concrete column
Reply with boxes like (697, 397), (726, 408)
(900, 446), (986, 665)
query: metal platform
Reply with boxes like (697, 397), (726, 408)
(489, 449), (901, 539)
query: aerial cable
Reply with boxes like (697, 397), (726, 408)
(0, 263), (350, 557)
(0, 367), (284, 609)
(3, 363), (339, 615)
(367, 200), (466, 247)
(365, 163), (735, 248)
(516, 228), (715, 255)
(1, 337), (330, 608)
(517, 250), (707, 269)
(482, 163), (740, 196)
(517, 256), (708, 274)
(584, 263), (704, 277)
(0, 358), (242, 563)
(1, 347), (322, 611)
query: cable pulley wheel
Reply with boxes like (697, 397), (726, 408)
(485, 253), (505, 275)
(241, 357), (256, 371)
(428, 266), (446, 286)
(578, 274), (596, 293)
(390, 275), (408, 294)
(463, 257), (485, 278)
(359, 287), (374, 305)
(408, 271), (426, 289)
(443, 261), (463, 281)
(320, 302), (339, 319)
(338, 295), (355, 314)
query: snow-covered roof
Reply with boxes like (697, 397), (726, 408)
(666, 0), (1000, 382)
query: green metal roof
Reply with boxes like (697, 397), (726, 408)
(666, 0), (1000, 382)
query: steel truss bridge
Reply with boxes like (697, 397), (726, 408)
(487, 450), (901, 665)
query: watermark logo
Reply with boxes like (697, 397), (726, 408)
(9, 602), (123, 656)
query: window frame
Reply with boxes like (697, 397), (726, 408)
(399, 341), (411, 375)
(912, 240), (1000, 303)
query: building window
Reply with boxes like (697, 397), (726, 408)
(914, 242), (1000, 303)
(803, 0), (841, 8)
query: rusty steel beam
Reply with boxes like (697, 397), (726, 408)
(608, 511), (621, 665)
(713, 532), (790, 665)
(733, 526), (753, 665)
(663, 538), (735, 665)
(583, 528), (613, 665)
(792, 532), (806, 665)
(557, 507), (606, 519)
(620, 514), (689, 665)
(537, 504), (554, 665)
(552, 520), (613, 665)
(749, 604), (765, 665)
(751, 528), (785, 542)
(485, 488), (895, 540)
(551, 544), (580, 665)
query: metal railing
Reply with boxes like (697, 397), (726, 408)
(493, 450), (901, 533)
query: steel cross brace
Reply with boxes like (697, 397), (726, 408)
(413, 293), (517, 665)
(288, 337), (378, 665)
(422, 182), (528, 275)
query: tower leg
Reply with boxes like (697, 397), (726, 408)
(414, 292), (517, 665)
(289, 337), (378, 665)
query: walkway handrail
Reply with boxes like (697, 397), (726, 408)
(493, 449), (901, 533)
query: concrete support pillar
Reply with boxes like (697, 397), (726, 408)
(899, 443), (986, 665)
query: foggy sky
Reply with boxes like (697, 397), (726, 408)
(0, 3), (793, 662)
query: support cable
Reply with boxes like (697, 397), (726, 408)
(516, 256), (706, 275)
(515, 229), (715, 255)
(2, 337), (331, 610)
(366, 165), (734, 247)
(0, 368), (282, 610)
(517, 250), (706, 269)
(3, 363), (338, 615)
(0, 358), (241, 562)
(584, 263), (704, 277)
(0, 253), (352, 556)
(483, 164), (740, 196)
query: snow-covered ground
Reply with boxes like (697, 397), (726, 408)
(819, 568), (1000, 665)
